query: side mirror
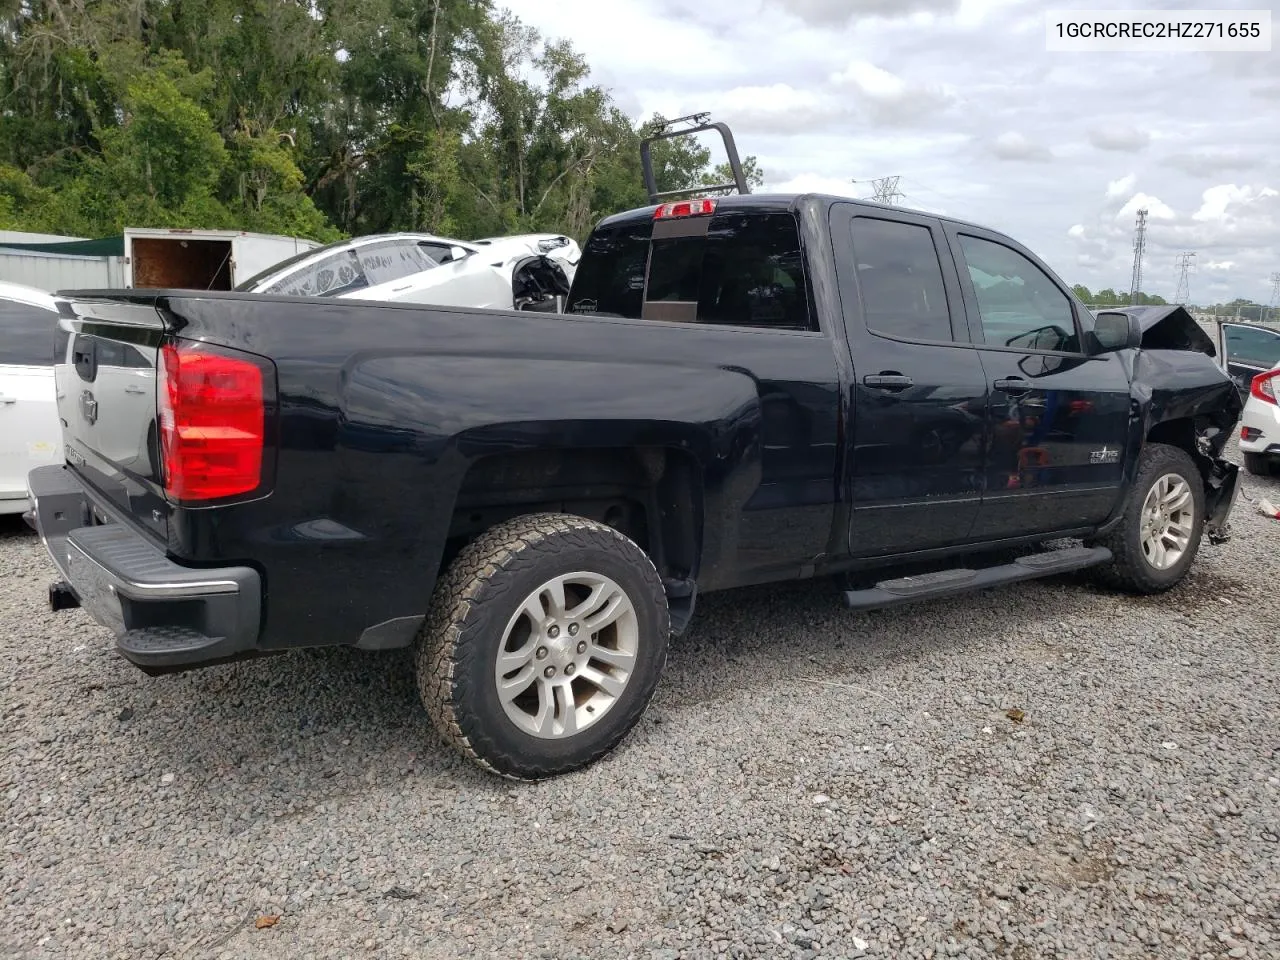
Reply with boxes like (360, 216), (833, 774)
(1093, 311), (1143, 353)
(448, 245), (469, 263)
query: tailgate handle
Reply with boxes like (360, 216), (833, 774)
(125, 385), (146, 395)
(994, 377), (1031, 395)
(0, 394), (14, 405)
(863, 373), (914, 391)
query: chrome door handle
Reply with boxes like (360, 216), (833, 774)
(863, 374), (914, 391)
(994, 377), (1031, 395)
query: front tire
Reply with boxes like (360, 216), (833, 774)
(1243, 451), (1273, 476)
(416, 513), (670, 779)
(1090, 443), (1205, 593)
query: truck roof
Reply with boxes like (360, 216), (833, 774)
(595, 192), (1017, 245)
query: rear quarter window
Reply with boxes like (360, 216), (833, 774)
(0, 299), (57, 366)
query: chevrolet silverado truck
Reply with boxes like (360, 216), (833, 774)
(27, 193), (1242, 779)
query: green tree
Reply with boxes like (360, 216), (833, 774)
(0, 0), (758, 246)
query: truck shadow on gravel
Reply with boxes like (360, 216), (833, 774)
(103, 557), (1229, 810)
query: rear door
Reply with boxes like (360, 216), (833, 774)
(0, 296), (61, 505)
(829, 205), (989, 556)
(945, 226), (1132, 540)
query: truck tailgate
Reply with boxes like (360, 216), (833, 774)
(53, 295), (169, 542)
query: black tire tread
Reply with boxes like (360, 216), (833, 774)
(415, 512), (669, 780)
(1090, 442), (1204, 594)
(1243, 451), (1272, 476)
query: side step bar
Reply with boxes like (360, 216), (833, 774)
(842, 545), (1112, 611)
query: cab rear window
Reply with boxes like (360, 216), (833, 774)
(567, 211), (812, 331)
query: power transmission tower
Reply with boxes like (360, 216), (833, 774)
(870, 176), (904, 205)
(1129, 208), (1148, 305)
(852, 175), (904, 205)
(1173, 251), (1196, 304)
(1268, 271), (1280, 322)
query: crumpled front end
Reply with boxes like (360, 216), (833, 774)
(1113, 305), (1244, 544)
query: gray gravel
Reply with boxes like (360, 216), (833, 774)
(3, 445), (1279, 960)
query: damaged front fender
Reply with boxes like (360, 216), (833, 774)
(1099, 305), (1244, 543)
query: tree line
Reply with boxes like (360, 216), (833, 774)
(1071, 285), (1169, 307)
(0, 0), (761, 244)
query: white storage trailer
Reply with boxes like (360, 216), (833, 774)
(121, 228), (318, 290)
(0, 229), (317, 293)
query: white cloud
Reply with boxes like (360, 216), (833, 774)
(1193, 184), (1279, 222)
(773, 173), (860, 197)
(771, 0), (960, 26)
(990, 132), (1052, 162)
(1163, 150), (1258, 178)
(498, 0), (1279, 300)
(829, 60), (956, 124)
(1204, 260), (1235, 271)
(1105, 174), (1136, 200)
(1089, 128), (1151, 153)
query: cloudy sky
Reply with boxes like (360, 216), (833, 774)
(499, 0), (1278, 305)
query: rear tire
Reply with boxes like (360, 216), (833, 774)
(416, 513), (669, 780)
(1090, 443), (1205, 594)
(1243, 451), (1273, 476)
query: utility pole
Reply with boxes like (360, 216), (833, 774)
(1129, 208), (1148, 305)
(852, 175), (904, 205)
(1268, 272), (1280, 323)
(1173, 251), (1196, 304)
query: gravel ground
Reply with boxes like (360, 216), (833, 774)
(3, 446), (1278, 960)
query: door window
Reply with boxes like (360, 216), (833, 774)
(1223, 324), (1280, 368)
(957, 235), (1080, 353)
(265, 249), (366, 297)
(849, 217), (955, 342)
(419, 242), (462, 264)
(357, 242), (439, 286)
(0, 299), (57, 366)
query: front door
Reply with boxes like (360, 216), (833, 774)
(830, 205), (988, 556)
(945, 227), (1133, 540)
(1220, 322), (1280, 398)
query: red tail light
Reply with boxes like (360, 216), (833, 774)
(654, 198), (717, 220)
(158, 341), (272, 502)
(1250, 370), (1279, 407)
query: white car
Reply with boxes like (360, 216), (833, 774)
(0, 281), (61, 514)
(236, 232), (580, 312)
(1239, 359), (1280, 476)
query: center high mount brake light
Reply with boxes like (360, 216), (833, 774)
(654, 199), (717, 220)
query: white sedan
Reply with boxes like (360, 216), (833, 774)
(1239, 360), (1280, 476)
(0, 281), (61, 513)
(237, 232), (580, 312)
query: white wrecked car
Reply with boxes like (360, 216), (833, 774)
(236, 232), (579, 312)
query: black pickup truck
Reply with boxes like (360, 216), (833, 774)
(27, 192), (1242, 779)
